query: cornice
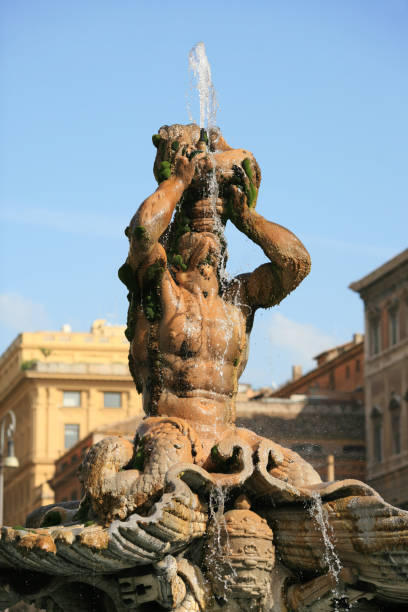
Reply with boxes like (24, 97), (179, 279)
(349, 249), (408, 295)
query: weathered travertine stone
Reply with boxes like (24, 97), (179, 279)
(1, 125), (408, 611)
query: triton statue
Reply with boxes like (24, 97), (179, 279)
(1, 125), (407, 612)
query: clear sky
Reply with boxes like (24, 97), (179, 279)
(1, 0), (407, 387)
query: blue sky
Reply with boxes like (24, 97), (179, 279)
(1, 0), (407, 387)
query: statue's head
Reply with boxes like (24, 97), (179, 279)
(174, 230), (226, 284)
(152, 123), (232, 180)
(155, 124), (260, 285)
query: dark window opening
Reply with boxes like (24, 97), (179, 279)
(391, 413), (401, 455)
(343, 445), (365, 455)
(370, 320), (380, 355)
(389, 309), (399, 346)
(373, 422), (382, 463)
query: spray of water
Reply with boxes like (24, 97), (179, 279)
(188, 42), (218, 130)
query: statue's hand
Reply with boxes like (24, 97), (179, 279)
(227, 184), (253, 227)
(227, 158), (258, 213)
(174, 154), (199, 187)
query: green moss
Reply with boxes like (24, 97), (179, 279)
(144, 306), (154, 320)
(146, 261), (165, 282)
(134, 225), (147, 240)
(128, 437), (146, 471)
(158, 161), (172, 183)
(13, 525), (26, 531)
(199, 128), (208, 144)
(245, 182), (258, 208)
(173, 209), (191, 239)
(41, 510), (62, 527)
(118, 262), (137, 291)
(172, 254), (188, 272)
(233, 358), (239, 367)
(187, 150), (201, 161)
(142, 260), (165, 322)
(20, 359), (37, 371)
(211, 445), (219, 460)
(152, 134), (161, 147)
(171, 141), (180, 152)
(242, 158), (253, 181)
(84, 521), (95, 527)
(241, 158), (257, 207)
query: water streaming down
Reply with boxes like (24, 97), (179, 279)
(206, 486), (237, 601)
(188, 43), (233, 386)
(309, 493), (345, 609)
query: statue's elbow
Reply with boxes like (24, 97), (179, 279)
(299, 248), (311, 282)
(284, 248), (311, 296)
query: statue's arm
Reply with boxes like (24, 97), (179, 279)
(228, 185), (311, 308)
(127, 156), (195, 270)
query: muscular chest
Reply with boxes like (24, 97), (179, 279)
(160, 292), (246, 361)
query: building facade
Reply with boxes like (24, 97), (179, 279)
(350, 249), (408, 508)
(50, 415), (141, 504)
(236, 393), (366, 482)
(270, 335), (364, 399)
(0, 320), (142, 525)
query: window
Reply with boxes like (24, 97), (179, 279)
(373, 422), (382, 463)
(63, 391), (81, 407)
(392, 413), (401, 455)
(329, 371), (335, 390)
(104, 392), (121, 408)
(356, 359), (360, 373)
(292, 443), (322, 455)
(64, 424), (80, 449)
(390, 394), (402, 455)
(342, 445), (365, 456)
(389, 308), (399, 346)
(370, 320), (380, 355)
(345, 365), (350, 379)
(371, 405), (382, 463)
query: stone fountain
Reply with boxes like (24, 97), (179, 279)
(1, 123), (408, 611)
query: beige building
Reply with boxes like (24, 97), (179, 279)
(0, 319), (142, 525)
(350, 249), (408, 508)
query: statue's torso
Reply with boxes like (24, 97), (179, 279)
(131, 274), (250, 430)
